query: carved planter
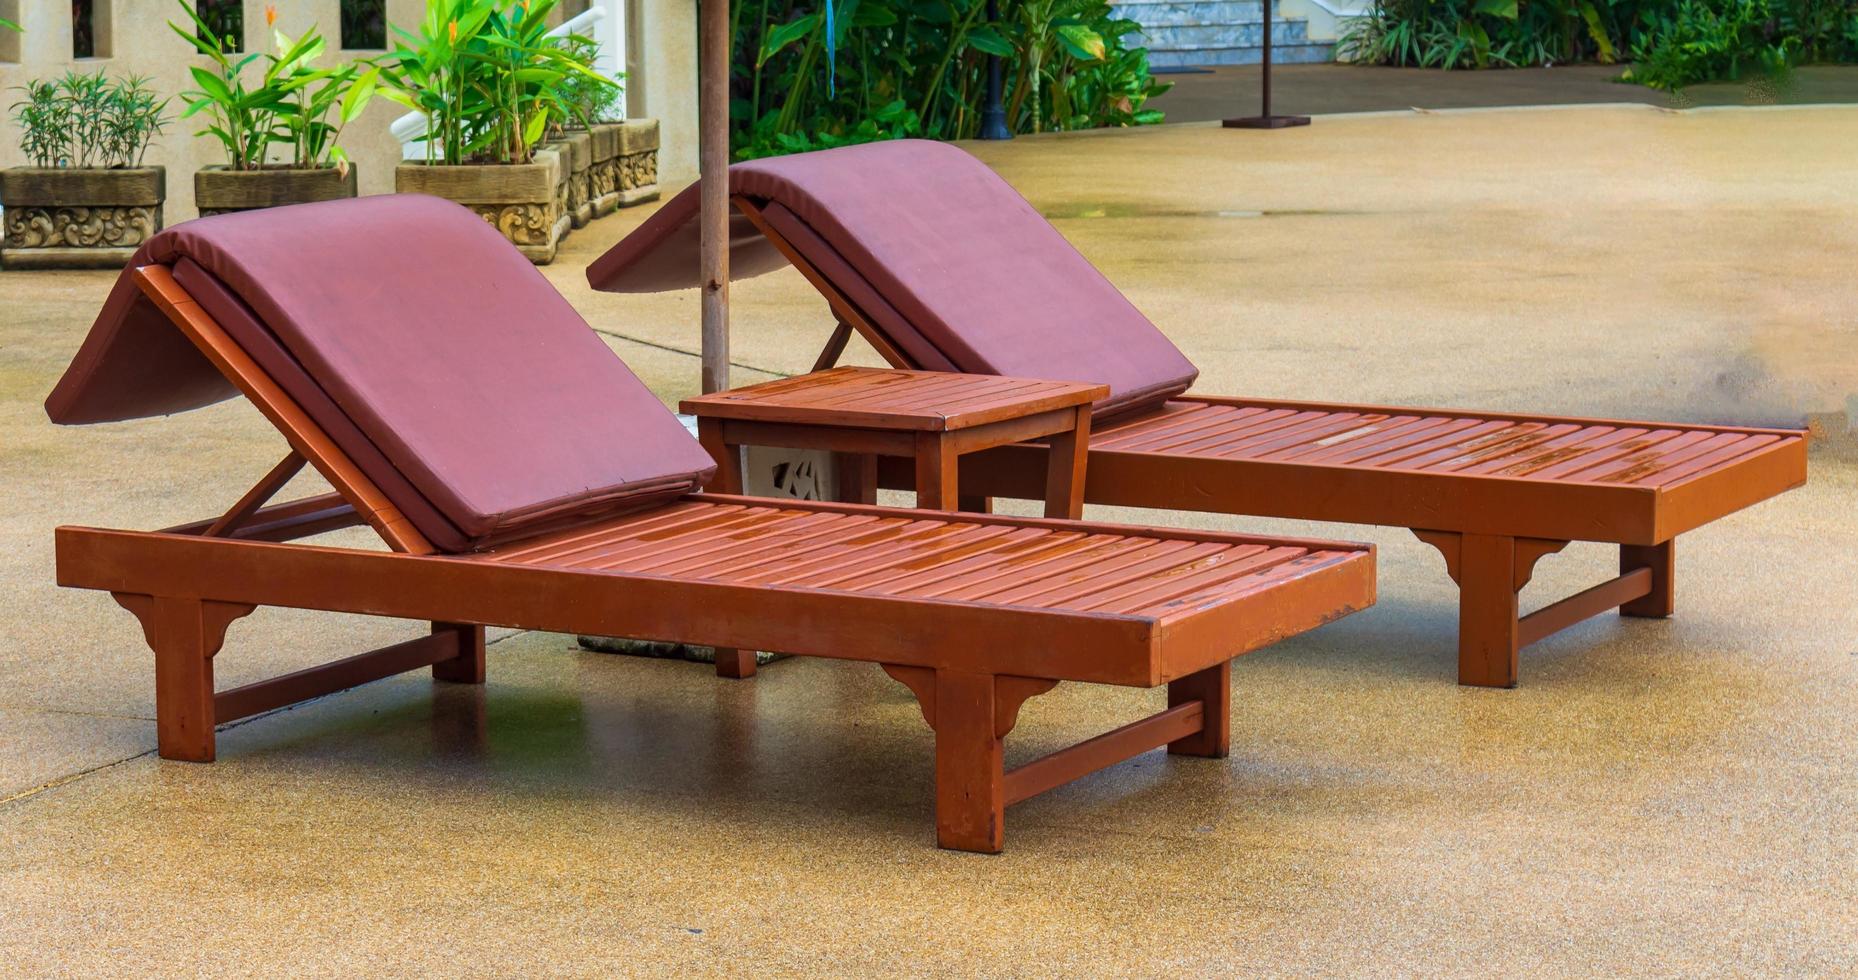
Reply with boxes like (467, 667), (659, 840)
(0, 166), (165, 270)
(394, 157), (568, 265)
(560, 130), (594, 228)
(615, 118), (661, 207)
(538, 144), (571, 244)
(585, 119), (662, 218)
(588, 122), (622, 219)
(194, 165), (358, 216)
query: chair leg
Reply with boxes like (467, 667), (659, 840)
(714, 647), (758, 679)
(933, 669), (1006, 853)
(1166, 660), (1231, 758)
(1457, 533), (1523, 689)
(114, 595), (253, 763)
(431, 622), (486, 683)
(1620, 541), (1675, 618)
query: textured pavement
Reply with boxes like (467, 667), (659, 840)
(1148, 63), (1858, 124)
(1, 105), (1854, 974)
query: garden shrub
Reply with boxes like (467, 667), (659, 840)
(1339, 0), (1858, 89)
(730, 0), (1169, 160)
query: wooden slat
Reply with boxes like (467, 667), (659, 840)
(1516, 568), (1654, 647)
(1262, 415), (1426, 461)
(1118, 408), (1307, 455)
(1214, 413), (1394, 460)
(1293, 416), (1478, 465)
(1579, 430), (1741, 483)
(215, 631), (460, 722)
(1420, 424), (1583, 472)
(681, 367), (1104, 432)
(1347, 419), (1517, 469)
(1093, 404), (1261, 447)
(1003, 701), (1204, 805)
(973, 540), (1208, 605)
(1084, 546), (1307, 615)
(1096, 406), (1280, 453)
(906, 535), (1136, 599)
(162, 493), (360, 542)
(1636, 434), (1781, 488)
(1143, 549), (1366, 618)
(854, 528), (1074, 594)
(472, 500), (1370, 624)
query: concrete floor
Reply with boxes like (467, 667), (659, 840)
(1150, 63), (1858, 124)
(2, 105), (1855, 973)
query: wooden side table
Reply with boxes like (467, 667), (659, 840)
(682, 367), (1107, 520)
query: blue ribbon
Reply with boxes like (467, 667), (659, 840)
(825, 0), (837, 97)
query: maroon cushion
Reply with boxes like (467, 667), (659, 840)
(170, 258), (472, 550)
(588, 140), (1198, 417)
(48, 195), (715, 551)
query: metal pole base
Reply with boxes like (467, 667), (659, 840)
(1223, 115), (1311, 129)
(979, 108), (1013, 141)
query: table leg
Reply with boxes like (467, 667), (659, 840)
(1043, 406), (1091, 519)
(835, 452), (878, 505)
(697, 417), (743, 494)
(914, 433), (960, 511)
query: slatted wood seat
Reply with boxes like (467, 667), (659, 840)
(585, 142), (1809, 688)
(45, 198), (1376, 851)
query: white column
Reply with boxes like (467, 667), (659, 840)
(593, 0), (628, 119)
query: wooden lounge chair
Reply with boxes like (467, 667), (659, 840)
(588, 140), (1808, 689)
(43, 196), (1375, 852)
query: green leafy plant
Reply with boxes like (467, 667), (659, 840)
(1339, 0), (1630, 69)
(170, 2), (380, 172)
(378, 0), (618, 166)
(553, 33), (624, 128)
(2, 15), (20, 33)
(1624, 0), (1810, 89)
(8, 71), (169, 169)
(733, 0), (1167, 160)
(1338, 0), (1858, 87)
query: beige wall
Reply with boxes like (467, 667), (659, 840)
(626, 0), (697, 183)
(0, 0), (695, 220)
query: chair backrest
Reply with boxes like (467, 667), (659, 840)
(47, 195), (715, 552)
(588, 140), (1199, 418)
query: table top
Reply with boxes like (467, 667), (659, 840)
(681, 367), (1107, 432)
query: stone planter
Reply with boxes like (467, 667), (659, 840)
(538, 144), (572, 244)
(395, 157), (568, 264)
(560, 130), (594, 228)
(0, 166), (164, 270)
(615, 118), (661, 207)
(194, 165), (359, 216)
(588, 122), (621, 219)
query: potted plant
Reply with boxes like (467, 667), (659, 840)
(380, 0), (615, 264)
(2, 71), (169, 270)
(550, 34), (611, 228)
(173, 4), (379, 216)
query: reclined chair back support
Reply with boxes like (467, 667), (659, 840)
(46, 197), (1375, 852)
(588, 139), (1808, 689)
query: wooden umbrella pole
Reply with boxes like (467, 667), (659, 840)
(699, 0), (732, 393)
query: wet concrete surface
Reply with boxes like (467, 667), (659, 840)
(1149, 63), (1858, 124)
(1, 106), (1853, 972)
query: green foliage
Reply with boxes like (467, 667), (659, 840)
(1339, 0), (1638, 69)
(8, 71), (169, 169)
(1623, 0), (1858, 89)
(377, 0), (618, 166)
(170, 2), (380, 172)
(1340, 0), (1858, 89)
(553, 33), (625, 128)
(1, 16), (20, 33)
(731, 0), (1169, 160)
